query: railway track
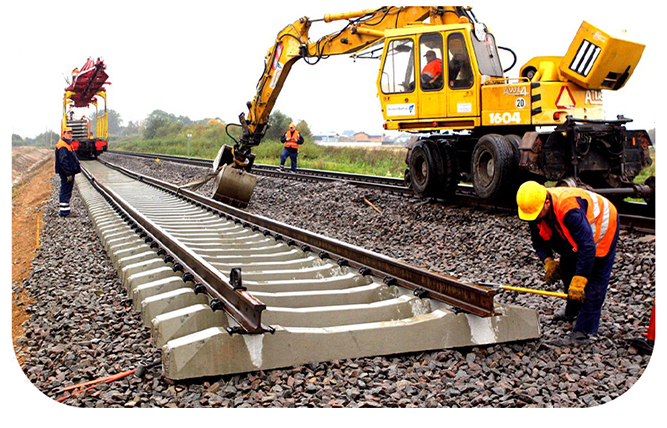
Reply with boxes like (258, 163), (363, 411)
(106, 150), (655, 234)
(78, 159), (540, 379)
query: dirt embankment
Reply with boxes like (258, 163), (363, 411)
(12, 147), (54, 364)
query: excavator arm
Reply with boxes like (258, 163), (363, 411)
(232, 6), (478, 165)
(213, 6), (481, 207)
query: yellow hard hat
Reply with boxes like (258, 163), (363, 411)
(516, 181), (547, 221)
(63, 126), (73, 133)
(289, 123), (296, 129)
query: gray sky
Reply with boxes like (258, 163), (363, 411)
(5, 0), (660, 139)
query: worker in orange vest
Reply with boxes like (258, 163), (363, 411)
(279, 123), (304, 172)
(421, 50), (443, 89)
(55, 127), (81, 217)
(516, 181), (619, 345)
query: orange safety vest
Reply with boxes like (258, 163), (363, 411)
(56, 139), (74, 152)
(284, 129), (301, 150)
(422, 59), (443, 82)
(537, 187), (618, 257)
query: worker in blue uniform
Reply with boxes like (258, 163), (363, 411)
(516, 181), (619, 345)
(55, 127), (81, 217)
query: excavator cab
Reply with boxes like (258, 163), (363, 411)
(378, 23), (504, 131)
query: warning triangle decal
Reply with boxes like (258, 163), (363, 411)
(555, 86), (576, 109)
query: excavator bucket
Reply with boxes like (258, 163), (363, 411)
(211, 164), (257, 208)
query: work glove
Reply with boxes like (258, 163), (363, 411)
(66, 175), (73, 183)
(568, 275), (588, 303)
(543, 258), (561, 284)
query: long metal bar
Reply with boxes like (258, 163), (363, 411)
(99, 159), (498, 317)
(107, 150), (655, 203)
(81, 165), (268, 333)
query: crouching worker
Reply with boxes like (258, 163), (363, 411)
(516, 181), (619, 345)
(55, 127), (81, 217)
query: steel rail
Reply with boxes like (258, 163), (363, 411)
(98, 158), (498, 317)
(107, 150), (409, 191)
(106, 150), (655, 234)
(80, 164), (269, 334)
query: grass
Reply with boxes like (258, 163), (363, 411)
(112, 135), (408, 178)
(252, 140), (406, 177)
(634, 147), (655, 185)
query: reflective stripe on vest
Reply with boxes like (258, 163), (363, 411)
(284, 130), (300, 150)
(537, 187), (617, 257)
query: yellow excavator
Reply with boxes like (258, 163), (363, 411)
(211, 6), (652, 208)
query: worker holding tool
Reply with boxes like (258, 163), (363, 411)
(280, 122), (304, 172)
(55, 127), (81, 217)
(516, 181), (619, 345)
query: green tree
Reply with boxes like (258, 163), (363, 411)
(122, 120), (143, 136)
(295, 119), (312, 140)
(265, 110), (292, 140)
(107, 109), (123, 135)
(143, 110), (193, 139)
(144, 110), (171, 139)
(12, 134), (24, 146)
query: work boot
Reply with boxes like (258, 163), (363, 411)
(280, 165), (285, 171)
(553, 307), (576, 322)
(569, 330), (592, 345)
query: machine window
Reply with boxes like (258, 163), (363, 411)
(447, 33), (474, 89)
(471, 31), (503, 77)
(419, 33), (444, 91)
(380, 38), (415, 94)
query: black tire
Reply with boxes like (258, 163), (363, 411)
(504, 134), (521, 165)
(437, 140), (459, 198)
(403, 169), (412, 189)
(471, 134), (517, 200)
(644, 175), (655, 214)
(408, 140), (442, 198)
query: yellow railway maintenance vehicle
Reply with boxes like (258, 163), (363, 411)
(62, 57), (110, 159)
(213, 6), (652, 207)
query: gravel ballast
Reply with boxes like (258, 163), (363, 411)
(14, 153), (656, 408)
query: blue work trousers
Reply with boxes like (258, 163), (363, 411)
(280, 148), (298, 171)
(59, 173), (74, 216)
(560, 221), (619, 335)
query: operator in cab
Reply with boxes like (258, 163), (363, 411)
(421, 50), (443, 89)
(279, 122), (304, 172)
(55, 127), (81, 217)
(516, 181), (619, 345)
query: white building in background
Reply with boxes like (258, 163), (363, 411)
(313, 130), (415, 147)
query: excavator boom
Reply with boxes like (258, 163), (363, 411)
(213, 7), (479, 208)
(242, 6), (474, 147)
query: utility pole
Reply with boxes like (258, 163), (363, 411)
(187, 133), (192, 157)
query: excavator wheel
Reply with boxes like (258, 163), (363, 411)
(436, 140), (459, 198)
(471, 134), (517, 200)
(408, 140), (443, 199)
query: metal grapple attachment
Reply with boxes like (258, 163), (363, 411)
(212, 164), (257, 208)
(211, 145), (257, 208)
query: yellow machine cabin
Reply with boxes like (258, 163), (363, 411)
(377, 20), (644, 131)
